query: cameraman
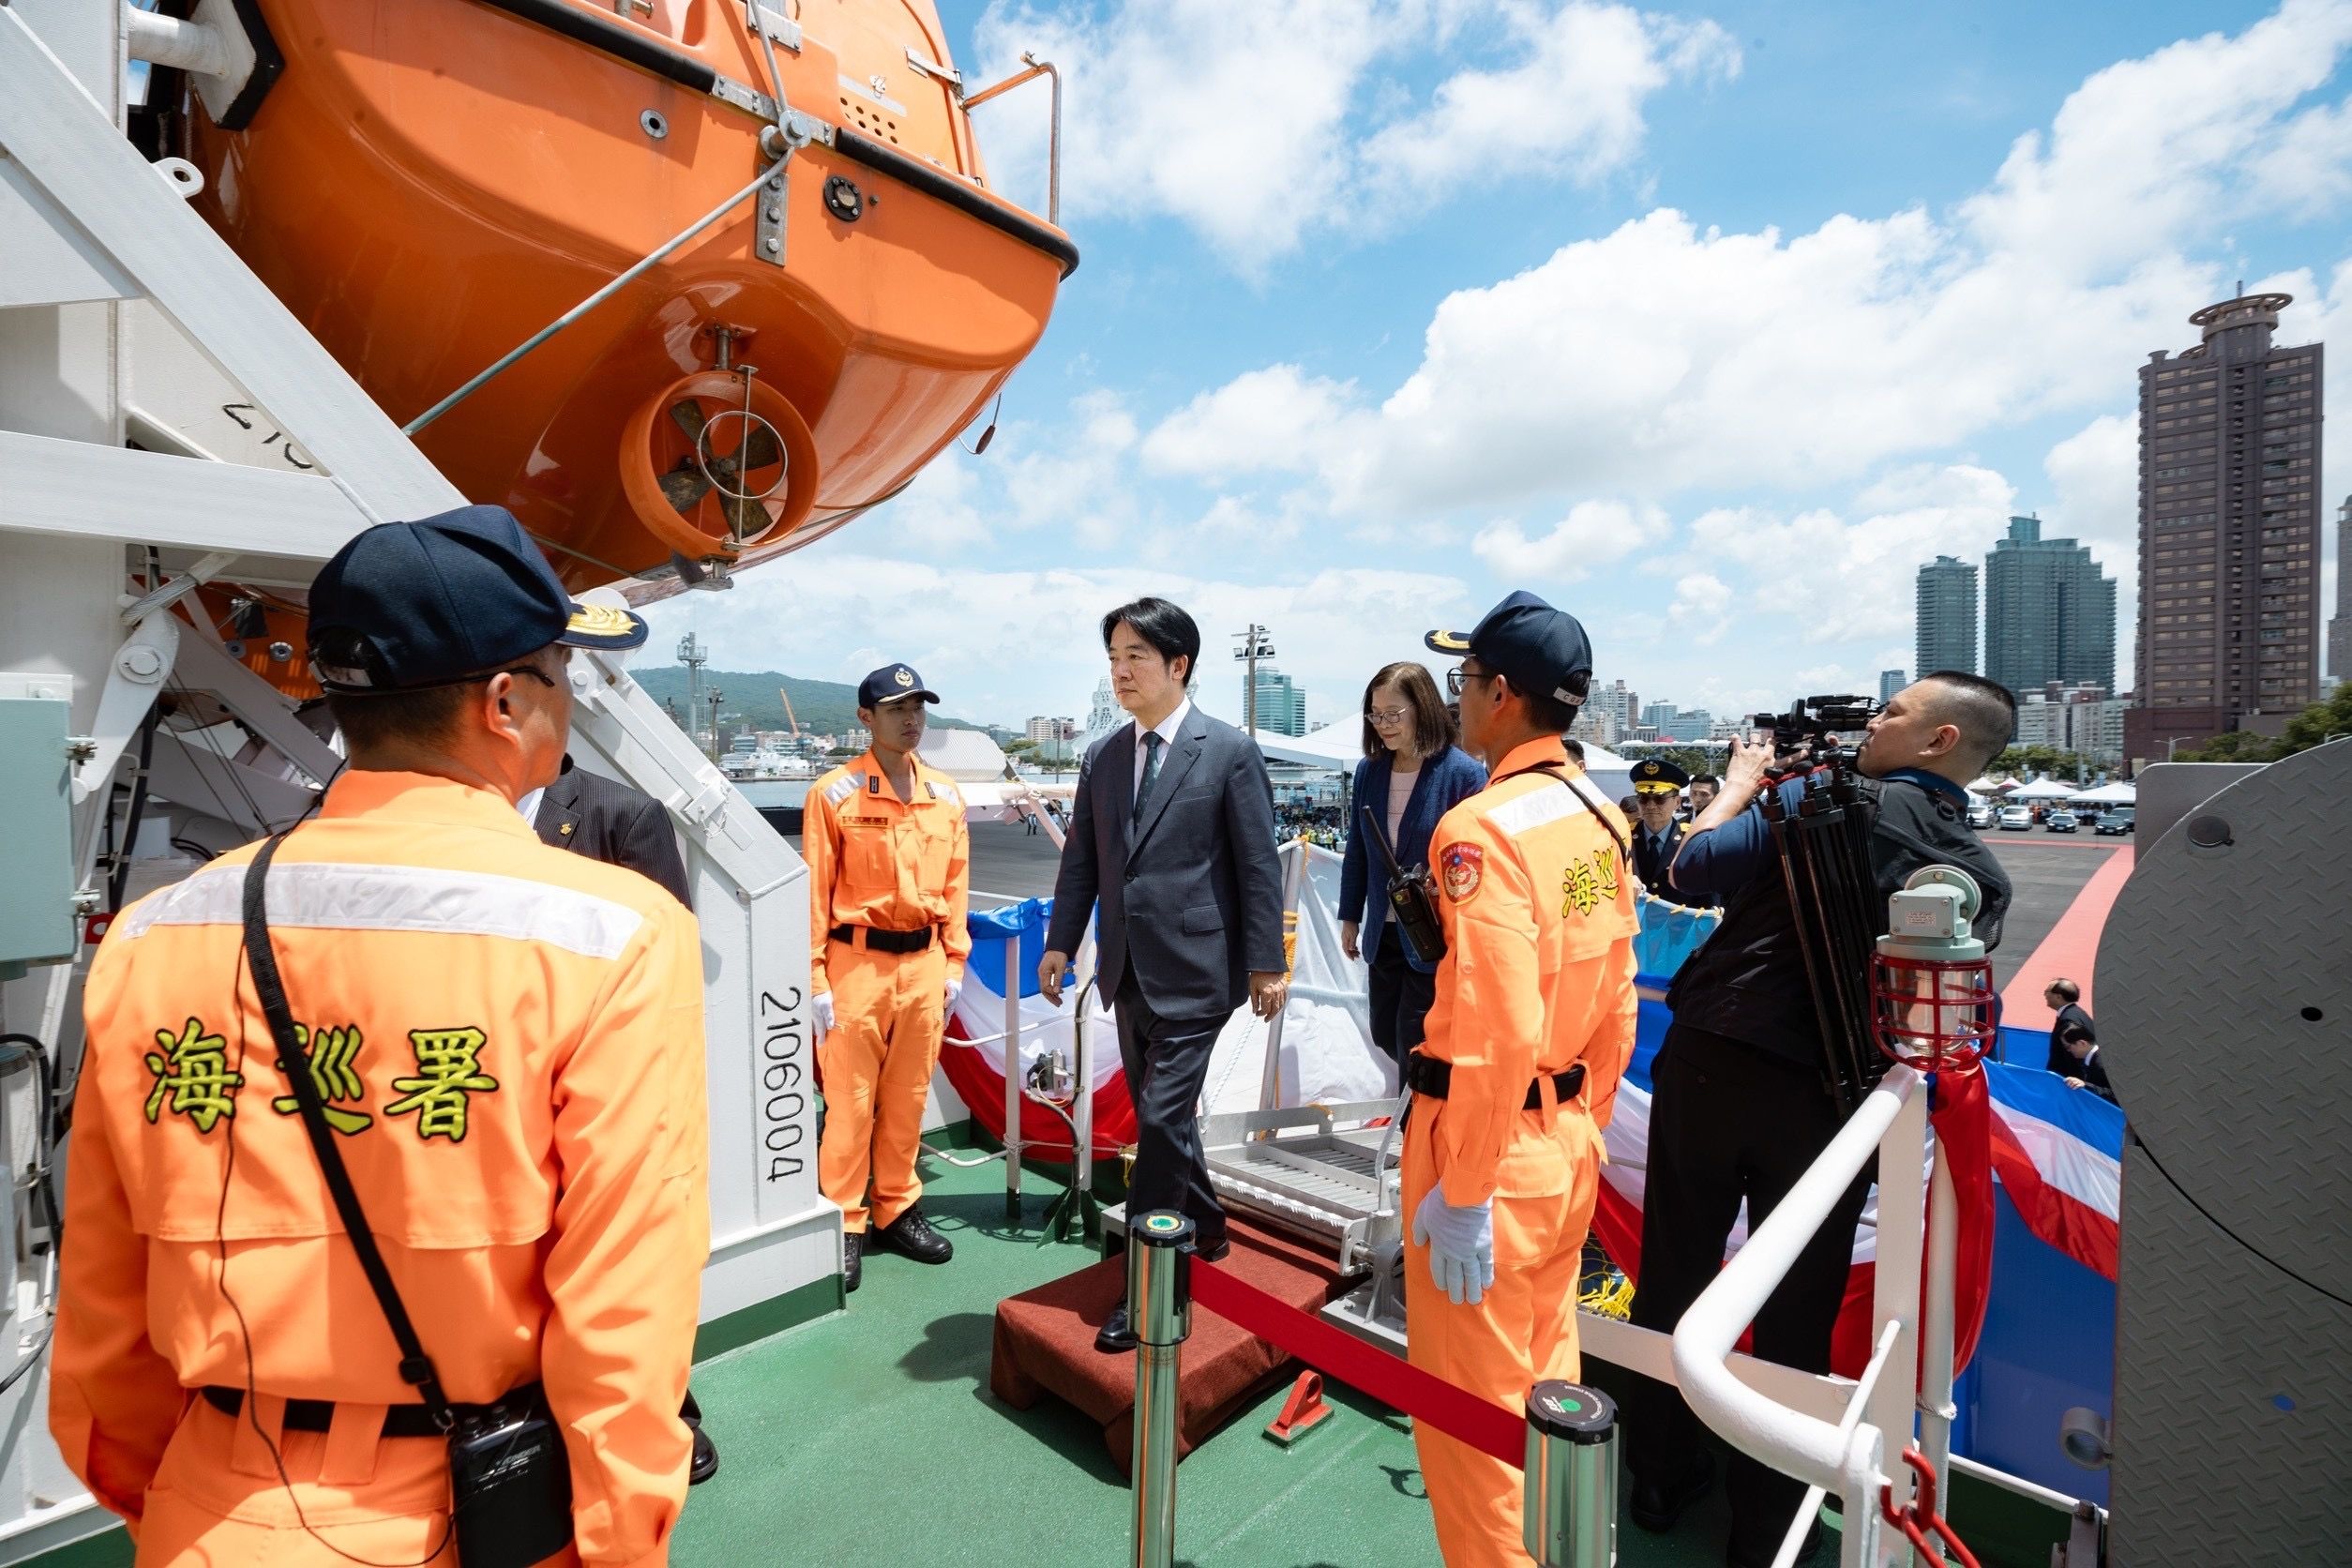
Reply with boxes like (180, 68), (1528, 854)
(1623, 672), (2014, 1568)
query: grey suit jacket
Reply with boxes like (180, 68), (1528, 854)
(1047, 705), (1286, 1019)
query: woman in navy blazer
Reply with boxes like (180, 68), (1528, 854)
(1337, 661), (1486, 1065)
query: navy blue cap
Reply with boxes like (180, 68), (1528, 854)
(1425, 591), (1593, 705)
(308, 505), (648, 692)
(1632, 758), (1691, 792)
(857, 663), (939, 709)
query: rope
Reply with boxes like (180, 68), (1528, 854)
(1189, 1259), (1525, 1467)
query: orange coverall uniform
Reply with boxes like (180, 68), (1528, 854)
(1407, 736), (1639, 1566)
(53, 772), (709, 1567)
(805, 751), (971, 1234)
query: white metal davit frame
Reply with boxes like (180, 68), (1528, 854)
(0, 6), (831, 1558)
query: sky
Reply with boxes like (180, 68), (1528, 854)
(644, 0), (2352, 735)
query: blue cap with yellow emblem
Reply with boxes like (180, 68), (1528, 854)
(857, 663), (940, 709)
(1425, 589), (1593, 705)
(308, 504), (648, 692)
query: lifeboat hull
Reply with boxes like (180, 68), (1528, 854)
(185, 0), (1073, 593)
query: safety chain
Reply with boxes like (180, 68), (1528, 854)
(1878, 1447), (1983, 1568)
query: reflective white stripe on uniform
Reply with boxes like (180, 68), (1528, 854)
(1487, 782), (1586, 839)
(115, 860), (644, 959)
(824, 774), (863, 807)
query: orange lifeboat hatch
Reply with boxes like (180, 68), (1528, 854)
(180, 0), (1075, 594)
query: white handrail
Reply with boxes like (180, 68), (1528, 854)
(1671, 1065), (1927, 1567)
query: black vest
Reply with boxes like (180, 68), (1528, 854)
(1665, 776), (2012, 1070)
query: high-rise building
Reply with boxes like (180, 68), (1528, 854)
(2013, 682), (2130, 765)
(1250, 665), (1307, 736)
(2129, 293), (2324, 761)
(1983, 514), (2117, 702)
(1025, 716), (1078, 744)
(1592, 679), (1640, 739)
(1916, 557), (1978, 676)
(2330, 494), (2350, 686)
(1878, 669), (1906, 702)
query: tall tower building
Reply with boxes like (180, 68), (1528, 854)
(1916, 556), (1978, 676)
(1249, 665), (1307, 736)
(2329, 494), (2350, 686)
(2128, 293), (2324, 761)
(1983, 514), (2117, 701)
(1878, 670), (1906, 702)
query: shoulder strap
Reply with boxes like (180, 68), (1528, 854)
(1492, 761), (1633, 871)
(240, 834), (456, 1430)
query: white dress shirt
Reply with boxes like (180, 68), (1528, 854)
(516, 785), (548, 826)
(1132, 697), (1193, 806)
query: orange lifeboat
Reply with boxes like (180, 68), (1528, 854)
(182, 0), (1074, 596)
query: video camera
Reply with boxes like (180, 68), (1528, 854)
(1746, 694), (1881, 766)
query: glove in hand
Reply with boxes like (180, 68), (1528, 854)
(1411, 1185), (1495, 1305)
(812, 991), (836, 1045)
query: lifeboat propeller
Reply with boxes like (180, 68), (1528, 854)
(620, 368), (819, 567)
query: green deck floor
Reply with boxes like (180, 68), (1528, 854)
(32, 1145), (2066, 1567)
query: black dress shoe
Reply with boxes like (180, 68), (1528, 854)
(871, 1204), (953, 1264)
(1630, 1449), (1715, 1532)
(1094, 1304), (1138, 1353)
(1194, 1234), (1230, 1263)
(687, 1420), (718, 1485)
(843, 1230), (864, 1294)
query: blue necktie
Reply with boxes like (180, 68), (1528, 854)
(1133, 731), (1164, 828)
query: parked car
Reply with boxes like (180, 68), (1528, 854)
(2045, 809), (2078, 833)
(1966, 801), (1996, 829)
(2095, 810), (2135, 835)
(1998, 806), (2033, 830)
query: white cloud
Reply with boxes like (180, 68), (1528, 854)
(1470, 498), (1670, 579)
(1148, 1), (2352, 511)
(970, 0), (1737, 273)
(1667, 572), (1732, 643)
(1140, 366), (1361, 479)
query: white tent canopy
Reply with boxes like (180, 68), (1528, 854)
(1254, 727), (1635, 801)
(2071, 781), (2136, 805)
(2005, 776), (2082, 801)
(1965, 776), (2011, 795)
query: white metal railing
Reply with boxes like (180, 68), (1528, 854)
(1670, 1064), (1939, 1568)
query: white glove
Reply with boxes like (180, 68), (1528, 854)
(944, 978), (963, 1014)
(812, 991), (835, 1045)
(1411, 1184), (1495, 1306)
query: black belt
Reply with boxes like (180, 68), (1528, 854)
(202, 1381), (545, 1438)
(1405, 1054), (1586, 1109)
(828, 924), (935, 955)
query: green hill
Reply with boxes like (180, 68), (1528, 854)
(629, 667), (1004, 742)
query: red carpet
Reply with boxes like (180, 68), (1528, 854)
(989, 1220), (1349, 1476)
(2001, 845), (2133, 1031)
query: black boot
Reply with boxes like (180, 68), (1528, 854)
(687, 1421), (718, 1485)
(1630, 1448), (1714, 1532)
(1094, 1304), (1137, 1353)
(843, 1229), (864, 1294)
(870, 1204), (953, 1264)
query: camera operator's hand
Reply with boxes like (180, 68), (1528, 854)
(1724, 731), (1779, 798)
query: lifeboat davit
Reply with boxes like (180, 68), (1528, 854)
(182, 0), (1075, 596)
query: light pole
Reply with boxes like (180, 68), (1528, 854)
(1232, 625), (1274, 736)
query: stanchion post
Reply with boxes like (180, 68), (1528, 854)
(1128, 1211), (1195, 1568)
(1004, 937), (1023, 1219)
(1522, 1380), (1619, 1568)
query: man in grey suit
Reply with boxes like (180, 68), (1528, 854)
(1040, 597), (1288, 1350)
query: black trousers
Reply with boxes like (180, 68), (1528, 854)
(1114, 973), (1229, 1244)
(1364, 923), (1435, 1068)
(1625, 1024), (1875, 1558)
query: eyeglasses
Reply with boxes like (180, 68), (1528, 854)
(1365, 706), (1412, 726)
(484, 664), (561, 689)
(1444, 667), (1491, 698)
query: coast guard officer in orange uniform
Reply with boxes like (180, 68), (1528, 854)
(1409, 592), (1640, 1566)
(805, 665), (972, 1292)
(52, 505), (707, 1565)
